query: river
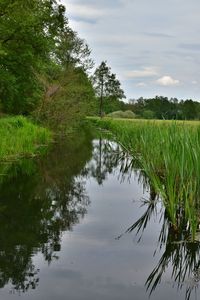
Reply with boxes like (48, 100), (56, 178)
(0, 129), (199, 300)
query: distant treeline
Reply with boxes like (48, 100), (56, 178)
(125, 96), (200, 120)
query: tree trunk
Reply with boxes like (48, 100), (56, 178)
(99, 80), (104, 117)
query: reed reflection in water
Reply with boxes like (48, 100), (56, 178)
(0, 133), (199, 300)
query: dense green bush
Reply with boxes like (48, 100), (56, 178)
(107, 110), (136, 119)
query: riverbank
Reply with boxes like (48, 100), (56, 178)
(0, 116), (52, 161)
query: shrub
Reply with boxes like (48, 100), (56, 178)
(107, 110), (136, 119)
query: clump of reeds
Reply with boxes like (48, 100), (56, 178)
(91, 117), (200, 240)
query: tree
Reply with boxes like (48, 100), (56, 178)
(0, 0), (96, 121)
(92, 61), (111, 117)
(180, 99), (198, 120)
(92, 61), (126, 116)
(105, 73), (125, 99)
(55, 28), (94, 71)
(126, 96), (200, 120)
(0, 0), (68, 114)
(35, 67), (96, 130)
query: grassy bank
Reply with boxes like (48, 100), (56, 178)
(0, 116), (52, 161)
(90, 117), (200, 240)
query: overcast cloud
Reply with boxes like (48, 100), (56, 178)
(61, 0), (200, 100)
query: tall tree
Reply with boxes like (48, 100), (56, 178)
(92, 61), (111, 117)
(92, 61), (125, 116)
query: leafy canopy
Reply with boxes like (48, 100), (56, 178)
(0, 0), (93, 115)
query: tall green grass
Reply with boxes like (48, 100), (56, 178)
(0, 116), (52, 161)
(90, 117), (200, 240)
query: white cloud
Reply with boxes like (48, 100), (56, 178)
(136, 82), (147, 87)
(125, 67), (158, 78)
(192, 80), (198, 85)
(156, 76), (180, 86)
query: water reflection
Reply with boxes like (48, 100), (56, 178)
(91, 138), (200, 300)
(0, 132), (199, 300)
(123, 191), (200, 300)
(85, 137), (133, 185)
(0, 130), (93, 293)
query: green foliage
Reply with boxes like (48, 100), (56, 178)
(92, 61), (125, 116)
(34, 67), (96, 131)
(55, 28), (94, 71)
(92, 61), (110, 97)
(0, 0), (94, 120)
(103, 97), (126, 114)
(0, 116), (51, 160)
(142, 109), (155, 119)
(0, 0), (68, 113)
(127, 96), (200, 120)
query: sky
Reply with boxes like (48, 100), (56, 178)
(61, 0), (200, 101)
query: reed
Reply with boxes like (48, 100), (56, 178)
(90, 117), (200, 240)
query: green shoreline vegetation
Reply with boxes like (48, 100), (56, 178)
(89, 117), (200, 240)
(0, 116), (51, 161)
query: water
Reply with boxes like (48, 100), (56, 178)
(0, 130), (199, 300)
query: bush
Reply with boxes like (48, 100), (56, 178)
(107, 110), (136, 119)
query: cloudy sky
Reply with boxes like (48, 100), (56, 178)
(61, 0), (200, 100)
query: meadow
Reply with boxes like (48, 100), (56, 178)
(90, 117), (200, 240)
(0, 116), (52, 161)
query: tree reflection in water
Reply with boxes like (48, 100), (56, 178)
(85, 137), (133, 185)
(0, 136), (133, 294)
(0, 134), (200, 299)
(0, 130), (93, 293)
(95, 139), (200, 300)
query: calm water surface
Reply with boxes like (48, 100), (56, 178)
(0, 130), (199, 300)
